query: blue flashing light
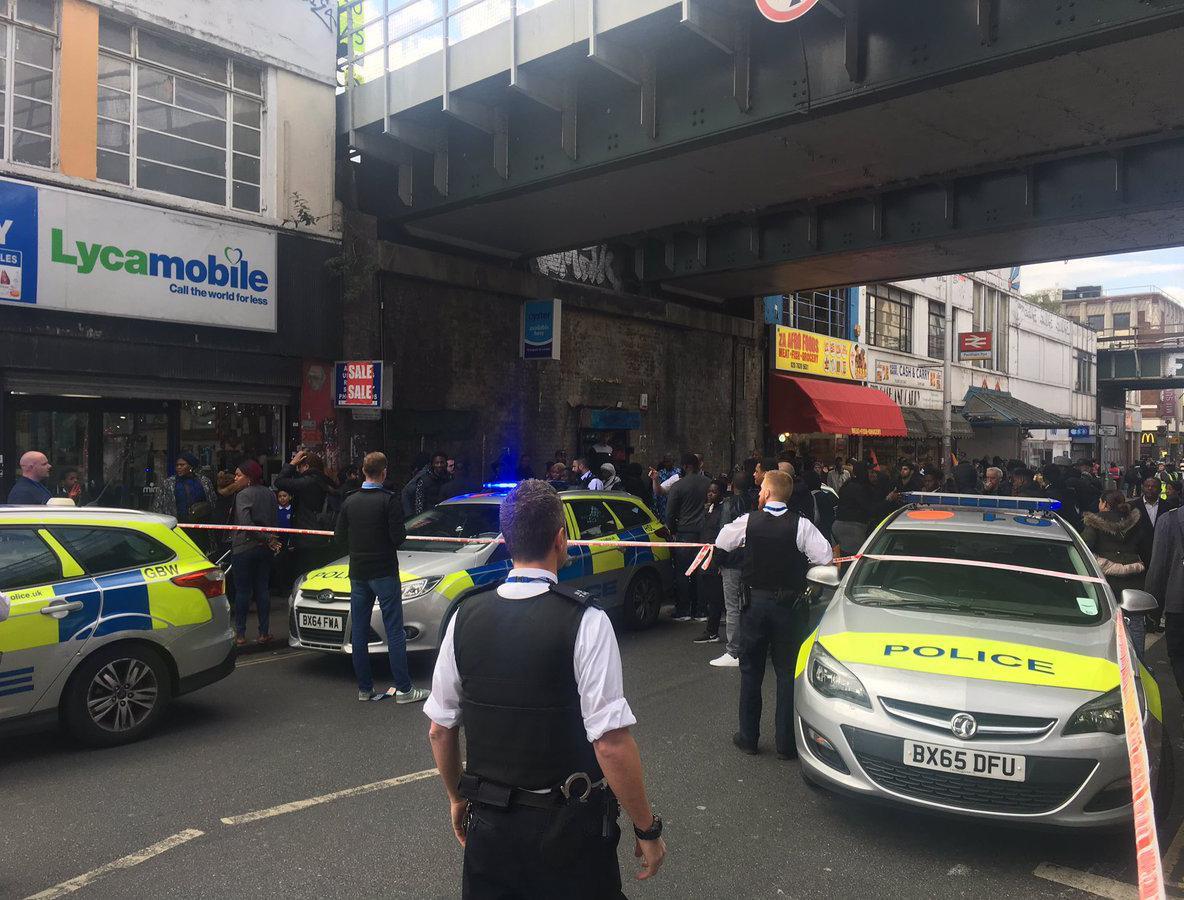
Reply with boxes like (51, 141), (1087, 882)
(902, 492), (1062, 513)
(482, 482), (520, 491)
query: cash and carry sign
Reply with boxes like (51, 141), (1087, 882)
(774, 325), (868, 382)
(0, 177), (276, 331)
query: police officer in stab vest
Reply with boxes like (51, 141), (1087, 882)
(715, 469), (835, 757)
(425, 480), (667, 898)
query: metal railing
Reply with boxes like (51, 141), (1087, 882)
(338, 0), (560, 83)
(1095, 324), (1184, 351)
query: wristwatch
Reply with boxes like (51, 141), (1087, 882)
(634, 813), (663, 841)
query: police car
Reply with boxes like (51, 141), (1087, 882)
(795, 493), (1169, 828)
(0, 506), (234, 746)
(289, 486), (674, 656)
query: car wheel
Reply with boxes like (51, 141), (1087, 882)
(623, 571), (662, 629)
(1155, 728), (1175, 825)
(61, 644), (173, 747)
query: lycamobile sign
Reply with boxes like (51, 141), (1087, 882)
(50, 229), (270, 294)
(0, 176), (277, 332)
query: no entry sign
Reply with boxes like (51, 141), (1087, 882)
(756, 0), (821, 23)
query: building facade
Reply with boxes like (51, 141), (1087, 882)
(0, 0), (340, 503)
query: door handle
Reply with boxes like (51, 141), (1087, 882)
(40, 600), (84, 617)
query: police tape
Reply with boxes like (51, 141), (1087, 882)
(180, 523), (716, 577)
(832, 553), (1108, 584)
(1115, 610), (1166, 900)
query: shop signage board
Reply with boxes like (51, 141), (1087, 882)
(958, 331), (993, 360)
(756, 0), (821, 22)
(522, 299), (562, 360)
(1098, 424), (1119, 438)
(0, 176), (276, 331)
(773, 325), (867, 382)
(333, 360), (391, 409)
(872, 358), (943, 392)
(1069, 426), (1092, 440)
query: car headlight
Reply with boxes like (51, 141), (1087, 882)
(808, 641), (872, 709)
(1065, 684), (1144, 736)
(401, 577), (442, 600)
(289, 573), (307, 607)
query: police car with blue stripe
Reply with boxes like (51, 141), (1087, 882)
(0, 506), (234, 746)
(289, 485), (675, 656)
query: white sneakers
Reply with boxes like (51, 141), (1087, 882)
(709, 652), (739, 668)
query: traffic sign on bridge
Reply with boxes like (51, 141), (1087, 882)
(756, 0), (821, 23)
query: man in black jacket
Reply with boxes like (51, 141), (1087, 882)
(401, 451), (451, 518)
(664, 453), (711, 621)
(336, 452), (429, 704)
(276, 449), (339, 577)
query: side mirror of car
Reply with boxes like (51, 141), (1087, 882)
(807, 565), (840, 588)
(1120, 589), (1159, 614)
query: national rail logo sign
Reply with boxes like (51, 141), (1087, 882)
(756, 0), (821, 23)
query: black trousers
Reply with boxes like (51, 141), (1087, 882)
(672, 536), (701, 617)
(698, 571), (725, 635)
(463, 798), (625, 899)
(1165, 613), (1184, 697)
(736, 589), (807, 755)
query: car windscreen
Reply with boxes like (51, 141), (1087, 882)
(848, 527), (1106, 626)
(404, 503), (501, 553)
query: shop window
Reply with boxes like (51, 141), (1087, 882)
(97, 15), (263, 211)
(567, 500), (618, 539)
(1113, 312), (1131, 330)
(927, 301), (946, 360)
(787, 288), (848, 339)
(179, 401), (284, 479)
(50, 526), (174, 575)
(0, 528), (61, 591)
(0, 0), (58, 169)
(866, 284), (913, 353)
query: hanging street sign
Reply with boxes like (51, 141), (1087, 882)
(755, 0), (821, 24)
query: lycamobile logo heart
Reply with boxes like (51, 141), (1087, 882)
(224, 247), (243, 265)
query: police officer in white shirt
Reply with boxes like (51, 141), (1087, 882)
(715, 469), (834, 758)
(425, 480), (667, 898)
(0, 590), (9, 622)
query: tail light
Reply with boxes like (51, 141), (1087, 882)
(172, 567), (225, 600)
(655, 526), (673, 541)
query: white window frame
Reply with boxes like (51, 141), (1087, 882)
(0, 0), (59, 173)
(96, 16), (266, 215)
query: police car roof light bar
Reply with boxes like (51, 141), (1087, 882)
(902, 492), (1062, 513)
(482, 482), (520, 491)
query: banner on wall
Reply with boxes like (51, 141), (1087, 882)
(334, 360), (392, 409)
(0, 176), (277, 331)
(522, 299), (562, 360)
(772, 325), (867, 382)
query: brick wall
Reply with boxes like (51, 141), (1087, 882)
(340, 212), (764, 485)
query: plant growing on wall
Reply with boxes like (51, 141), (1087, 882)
(283, 192), (331, 230)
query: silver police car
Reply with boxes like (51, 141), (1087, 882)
(288, 486), (675, 656)
(795, 493), (1170, 828)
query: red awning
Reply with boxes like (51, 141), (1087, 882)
(770, 375), (907, 437)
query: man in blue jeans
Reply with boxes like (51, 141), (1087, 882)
(335, 452), (430, 705)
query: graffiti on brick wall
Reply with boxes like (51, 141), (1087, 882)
(533, 246), (623, 292)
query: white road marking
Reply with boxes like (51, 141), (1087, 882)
(1032, 863), (1137, 899)
(221, 768), (438, 825)
(236, 650), (312, 668)
(24, 829), (204, 900)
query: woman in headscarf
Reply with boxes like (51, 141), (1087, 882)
(1083, 490), (1146, 658)
(152, 452), (214, 523)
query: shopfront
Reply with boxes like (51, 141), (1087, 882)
(0, 178), (341, 506)
(768, 325), (907, 458)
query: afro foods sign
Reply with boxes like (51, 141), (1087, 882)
(0, 177), (276, 332)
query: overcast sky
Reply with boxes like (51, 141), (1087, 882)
(1020, 247), (1184, 303)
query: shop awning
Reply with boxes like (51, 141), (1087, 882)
(961, 387), (1073, 429)
(901, 408), (974, 439)
(770, 375), (907, 437)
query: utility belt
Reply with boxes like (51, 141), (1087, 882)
(741, 585), (803, 611)
(458, 771), (610, 811)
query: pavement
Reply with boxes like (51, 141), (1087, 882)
(3, 613), (1184, 899)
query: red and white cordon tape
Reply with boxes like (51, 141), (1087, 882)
(1115, 611), (1166, 899)
(181, 523), (716, 577)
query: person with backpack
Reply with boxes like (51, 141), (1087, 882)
(276, 449), (340, 577)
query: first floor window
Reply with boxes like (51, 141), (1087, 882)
(0, 0), (57, 169)
(97, 16), (263, 212)
(866, 284), (913, 353)
(927, 300), (946, 360)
